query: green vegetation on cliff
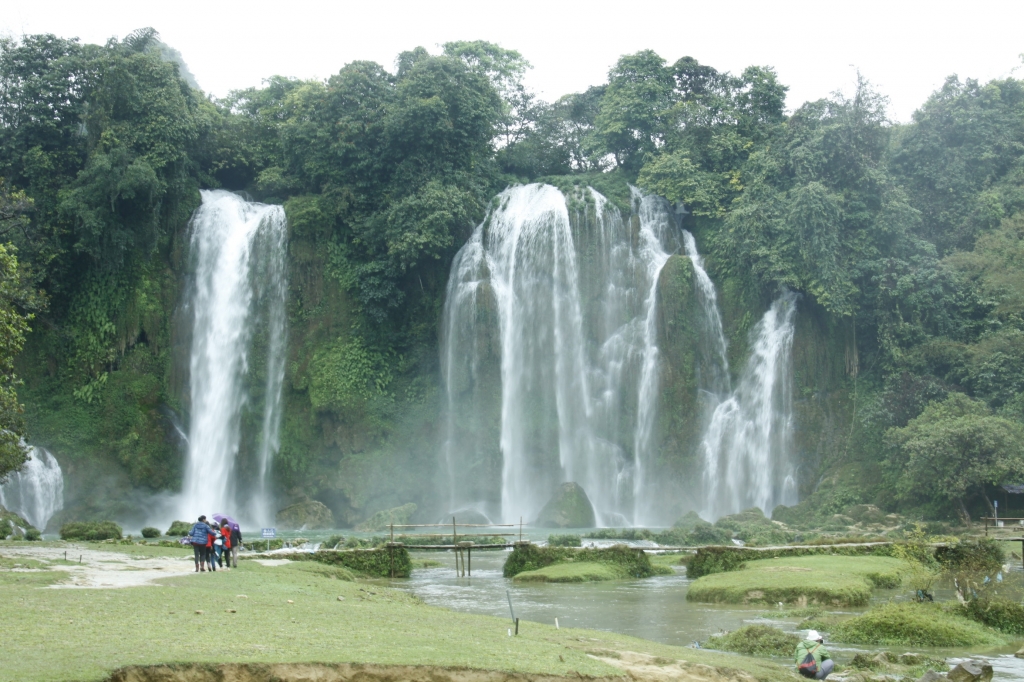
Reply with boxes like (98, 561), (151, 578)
(2, 27), (1024, 527)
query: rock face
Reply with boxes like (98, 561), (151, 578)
(356, 503), (417, 532)
(947, 660), (994, 682)
(533, 482), (596, 528)
(275, 500), (334, 530)
(844, 504), (888, 525)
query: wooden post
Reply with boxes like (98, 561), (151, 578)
(985, 517), (989, 536)
(468, 546), (471, 576)
(389, 545), (394, 579)
(515, 617), (519, 635)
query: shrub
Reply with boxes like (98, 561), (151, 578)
(547, 534), (582, 547)
(60, 521), (123, 541)
(704, 625), (799, 657)
(323, 535), (345, 549)
(687, 546), (748, 578)
(291, 547), (412, 578)
(140, 527), (161, 538)
(24, 528), (41, 541)
(166, 520), (191, 536)
(959, 597), (1024, 634)
(829, 602), (1004, 647)
(935, 539), (1005, 576)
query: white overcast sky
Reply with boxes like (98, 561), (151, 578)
(2, 0), (1023, 122)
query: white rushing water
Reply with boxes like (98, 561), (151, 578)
(441, 184), (676, 525)
(0, 446), (64, 530)
(699, 291), (799, 519)
(179, 190), (287, 524)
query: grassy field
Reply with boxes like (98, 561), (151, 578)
(686, 555), (909, 606)
(0, 542), (796, 682)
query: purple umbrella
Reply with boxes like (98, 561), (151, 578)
(213, 513), (240, 531)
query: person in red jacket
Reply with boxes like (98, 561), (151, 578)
(219, 520), (232, 571)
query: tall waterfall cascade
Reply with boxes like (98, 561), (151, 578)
(441, 184), (677, 525)
(0, 446), (64, 530)
(179, 190), (288, 525)
(441, 183), (801, 525)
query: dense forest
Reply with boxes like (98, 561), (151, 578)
(1, 28), (1024, 527)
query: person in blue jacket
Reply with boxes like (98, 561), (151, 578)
(189, 515), (213, 572)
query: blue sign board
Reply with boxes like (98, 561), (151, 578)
(261, 527), (276, 538)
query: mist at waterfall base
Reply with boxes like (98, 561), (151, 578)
(441, 183), (799, 526)
(0, 446), (64, 530)
(173, 190), (288, 528)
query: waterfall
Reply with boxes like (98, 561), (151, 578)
(0, 446), (64, 530)
(440, 184), (676, 525)
(179, 190), (288, 524)
(699, 290), (799, 519)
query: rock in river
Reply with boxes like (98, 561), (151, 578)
(533, 482), (596, 528)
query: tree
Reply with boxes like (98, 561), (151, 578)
(0, 186), (32, 480)
(885, 393), (1024, 521)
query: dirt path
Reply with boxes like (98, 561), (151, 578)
(0, 545), (198, 588)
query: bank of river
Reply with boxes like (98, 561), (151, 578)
(383, 543), (1024, 680)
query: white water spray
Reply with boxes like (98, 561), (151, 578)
(0, 446), (63, 530)
(179, 190), (287, 524)
(441, 184), (676, 525)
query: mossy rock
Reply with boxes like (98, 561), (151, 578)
(166, 520), (191, 536)
(276, 500), (334, 530)
(0, 505), (34, 539)
(356, 503), (416, 532)
(672, 510), (708, 532)
(843, 504), (888, 525)
(533, 482), (596, 528)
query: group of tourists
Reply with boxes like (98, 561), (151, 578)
(187, 514), (242, 572)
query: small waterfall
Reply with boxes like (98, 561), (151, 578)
(699, 291), (798, 519)
(180, 190), (288, 524)
(0, 446), (64, 530)
(441, 184), (676, 525)
(683, 231), (730, 397)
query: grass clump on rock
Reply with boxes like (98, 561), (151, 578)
(686, 555), (907, 606)
(503, 543), (669, 581)
(140, 527), (161, 539)
(547, 534), (581, 547)
(704, 625), (799, 657)
(828, 602), (1005, 647)
(60, 521), (122, 541)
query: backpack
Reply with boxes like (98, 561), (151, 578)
(798, 643), (820, 678)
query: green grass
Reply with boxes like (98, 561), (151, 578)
(513, 561), (629, 582)
(686, 555), (909, 606)
(828, 602), (1007, 647)
(0, 544), (795, 682)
